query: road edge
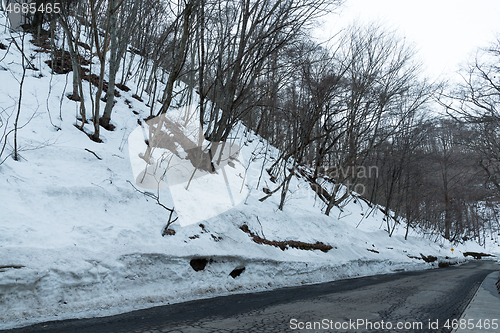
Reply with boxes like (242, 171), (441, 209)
(454, 268), (500, 333)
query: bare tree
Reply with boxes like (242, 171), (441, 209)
(200, 0), (339, 145)
(322, 24), (432, 215)
(101, 0), (152, 128)
(441, 38), (500, 197)
(12, 31), (27, 161)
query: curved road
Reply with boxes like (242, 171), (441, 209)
(4, 260), (499, 333)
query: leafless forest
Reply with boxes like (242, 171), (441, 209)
(2, 0), (500, 245)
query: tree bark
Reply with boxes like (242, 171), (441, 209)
(101, 0), (120, 128)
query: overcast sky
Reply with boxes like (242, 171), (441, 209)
(315, 0), (500, 80)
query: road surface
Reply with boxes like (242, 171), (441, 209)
(4, 260), (499, 333)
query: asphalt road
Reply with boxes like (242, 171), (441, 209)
(4, 260), (499, 333)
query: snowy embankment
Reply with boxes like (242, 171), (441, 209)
(0, 14), (498, 330)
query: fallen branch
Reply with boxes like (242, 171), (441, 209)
(85, 148), (102, 160)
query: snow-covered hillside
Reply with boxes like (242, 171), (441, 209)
(0, 13), (498, 330)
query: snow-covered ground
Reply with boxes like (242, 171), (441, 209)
(0, 13), (498, 330)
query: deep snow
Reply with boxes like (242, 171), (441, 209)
(0, 12), (498, 330)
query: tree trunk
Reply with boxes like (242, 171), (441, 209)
(101, 0), (120, 129)
(58, 17), (81, 102)
(157, 1), (194, 116)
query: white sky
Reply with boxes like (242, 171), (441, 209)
(316, 0), (500, 80)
